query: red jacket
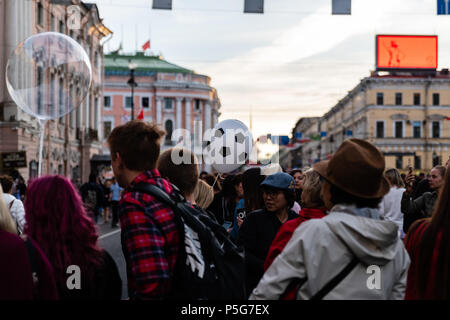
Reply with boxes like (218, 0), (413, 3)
(264, 207), (326, 271)
(404, 219), (442, 300)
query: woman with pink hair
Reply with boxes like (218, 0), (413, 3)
(24, 175), (122, 300)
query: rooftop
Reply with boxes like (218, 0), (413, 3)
(104, 52), (194, 75)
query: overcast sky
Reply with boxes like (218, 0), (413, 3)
(93, 0), (450, 138)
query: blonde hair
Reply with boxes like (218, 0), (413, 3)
(194, 179), (214, 209)
(385, 168), (405, 188)
(0, 184), (17, 234)
(302, 169), (325, 208)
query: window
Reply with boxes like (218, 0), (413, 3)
(433, 153), (441, 167)
(376, 121), (384, 138)
(195, 99), (201, 111)
(142, 97), (150, 108)
(37, 2), (44, 27)
(414, 156), (421, 170)
(104, 96), (111, 108)
(37, 67), (43, 114)
(59, 20), (65, 34)
(413, 121), (421, 138)
(413, 93), (421, 106)
(395, 156), (403, 169)
(104, 121), (112, 138)
(51, 14), (56, 31)
(165, 120), (173, 144)
(395, 121), (403, 138)
(376, 93), (384, 105)
(164, 98), (173, 110)
(125, 97), (132, 108)
(395, 93), (402, 106)
(433, 93), (440, 106)
(432, 121), (440, 138)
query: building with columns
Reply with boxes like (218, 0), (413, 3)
(103, 52), (221, 171)
(0, 0), (112, 182)
(288, 69), (450, 172)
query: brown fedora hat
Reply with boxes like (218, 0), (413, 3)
(313, 139), (389, 199)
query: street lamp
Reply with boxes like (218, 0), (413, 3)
(127, 61), (138, 121)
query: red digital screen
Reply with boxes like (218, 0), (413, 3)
(376, 35), (438, 70)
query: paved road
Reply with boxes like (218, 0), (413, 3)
(96, 217), (128, 300)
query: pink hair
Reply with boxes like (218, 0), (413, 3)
(24, 175), (102, 284)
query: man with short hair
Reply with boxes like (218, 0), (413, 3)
(107, 120), (179, 300)
(157, 147), (199, 203)
(80, 173), (104, 223)
(0, 175), (26, 233)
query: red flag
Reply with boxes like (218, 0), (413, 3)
(137, 108), (144, 120)
(142, 40), (150, 51)
(446, 117), (450, 120)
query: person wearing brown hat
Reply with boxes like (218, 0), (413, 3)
(250, 139), (410, 300)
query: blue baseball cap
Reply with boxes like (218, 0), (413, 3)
(260, 172), (296, 193)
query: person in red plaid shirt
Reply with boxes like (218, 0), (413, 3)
(107, 120), (180, 300)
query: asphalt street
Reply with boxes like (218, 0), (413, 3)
(96, 214), (128, 300)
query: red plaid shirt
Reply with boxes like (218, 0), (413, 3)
(119, 169), (179, 300)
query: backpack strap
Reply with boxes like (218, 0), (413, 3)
(133, 182), (178, 210)
(9, 199), (15, 210)
(309, 256), (359, 300)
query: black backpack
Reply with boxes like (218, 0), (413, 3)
(133, 182), (246, 300)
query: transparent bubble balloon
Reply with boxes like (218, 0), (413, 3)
(5, 32), (92, 121)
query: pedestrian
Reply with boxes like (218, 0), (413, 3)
(109, 177), (123, 228)
(79, 173), (105, 223)
(264, 169), (327, 275)
(0, 184), (58, 300)
(229, 167), (266, 242)
(0, 175), (26, 234)
(404, 167), (450, 299)
(290, 169), (304, 213)
(238, 172), (298, 296)
(157, 147), (199, 205)
(194, 179), (215, 210)
(102, 179), (112, 224)
(250, 139), (410, 300)
(402, 165), (446, 233)
(379, 168), (406, 239)
(107, 120), (180, 300)
(24, 175), (122, 300)
(199, 171), (209, 180)
(207, 174), (239, 228)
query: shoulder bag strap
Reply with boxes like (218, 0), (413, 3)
(309, 256), (359, 300)
(9, 199), (15, 210)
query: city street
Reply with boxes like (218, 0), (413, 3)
(97, 217), (127, 300)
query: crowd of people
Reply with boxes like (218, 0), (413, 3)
(1, 119), (450, 300)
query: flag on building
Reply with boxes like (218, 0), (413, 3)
(332, 0), (351, 15)
(137, 108), (144, 120)
(142, 40), (151, 52)
(438, 0), (450, 14)
(309, 133), (322, 141)
(320, 131), (327, 137)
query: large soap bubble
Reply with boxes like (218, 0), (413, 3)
(5, 32), (92, 121)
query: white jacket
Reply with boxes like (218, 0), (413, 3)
(378, 186), (405, 238)
(3, 193), (26, 233)
(249, 204), (410, 300)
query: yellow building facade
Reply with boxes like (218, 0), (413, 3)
(296, 70), (450, 172)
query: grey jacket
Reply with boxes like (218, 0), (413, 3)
(249, 205), (410, 300)
(401, 191), (437, 233)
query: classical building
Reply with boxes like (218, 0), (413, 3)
(103, 52), (221, 171)
(290, 70), (450, 171)
(0, 0), (111, 182)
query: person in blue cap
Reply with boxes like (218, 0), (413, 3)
(237, 172), (298, 297)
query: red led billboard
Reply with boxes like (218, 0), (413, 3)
(376, 35), (438, 70)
